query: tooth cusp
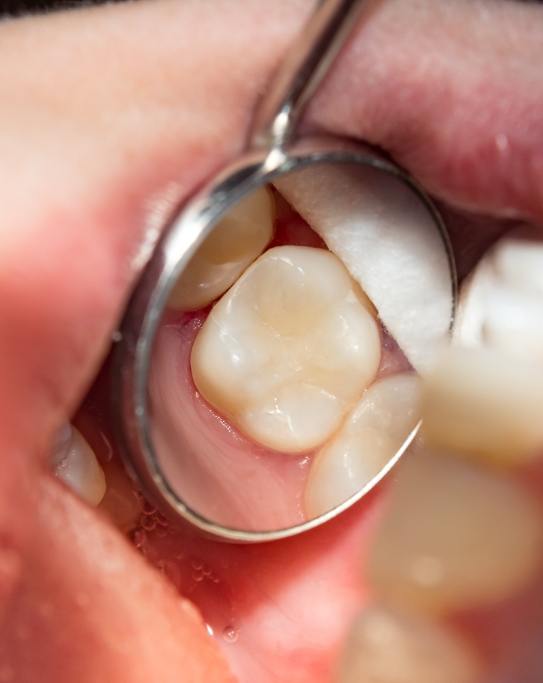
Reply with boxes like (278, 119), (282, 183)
(191, 245), (381, 453)
(52, 425), (106, 507)
(456, 228), (543, 362)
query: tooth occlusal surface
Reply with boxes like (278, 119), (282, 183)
(51, 425), (107, 507)
(340, 606), (482, 683)
(168, 186), (274, 311)
(191, 245), (381, 453)
(305, 373), (421, 517)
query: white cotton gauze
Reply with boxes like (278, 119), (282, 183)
(274, 165), (453, 373)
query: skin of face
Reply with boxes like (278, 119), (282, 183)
(0, 1), (542, 681)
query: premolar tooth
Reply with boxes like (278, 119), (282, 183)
(275, 165), (453, 373)
(191, 245), (380, 453)
(456, 226), (543, 362)
(168, 186), (274, 311)
(366, 450), (543, 614)
(422, 347), (543, 465)
(51, 425), (106, 506)
(305, 373), (421, 517)
(339, 606), (482, 683)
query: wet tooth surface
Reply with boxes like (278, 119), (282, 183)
(51, 425), (106, 506)
(275, 166), (453, 373)
(456, 227), (543, 362)
(191, 245), (380, 453)
(422, 347), (543, 464)
(339, 606), (482, 683)
(305, 373), (420, 517)
(366, 450), (543, 614)
(168, 186), (274, 311)
(98, 456), (141, 532)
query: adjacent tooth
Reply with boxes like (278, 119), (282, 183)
(191, 245), (380, 453)
(422, 347), (543, 465)
(98, 458), (142, 532)
(339, 606), (482, 683)
(274, 166), (453, 373)
(305, 373), (421, 517)
(456, 226), (543, 362)
(366, 449), (543, 614)
(51, 425), (107, 506)
(168, 186), (275, 311)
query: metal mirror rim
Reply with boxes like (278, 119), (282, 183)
(112, 135), (457, 543)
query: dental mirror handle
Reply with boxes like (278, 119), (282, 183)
(250, 0), (367, 150)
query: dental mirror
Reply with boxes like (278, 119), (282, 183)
(112, 0), (457, 542)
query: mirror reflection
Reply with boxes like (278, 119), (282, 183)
(148, 162), (453, 531)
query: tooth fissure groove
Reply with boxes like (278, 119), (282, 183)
(191, 245), (381, 453)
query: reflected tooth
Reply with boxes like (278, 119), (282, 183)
(366, 450), (543, 614)
(305, 373), (421, 517)
(275, 166), (453, 373)
(52, 425), (106, 506)
(168, 186), (274, 311)
(456, 227), (543, 362)
(339, 606), (481, 683)
(422, 347), (543, 464)
(191, 245), (380, 452)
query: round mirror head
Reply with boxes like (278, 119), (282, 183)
(119, 147), (456, 541)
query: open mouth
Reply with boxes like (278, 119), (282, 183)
(1, 0), (543, 681)
(41, 180), (543, 683)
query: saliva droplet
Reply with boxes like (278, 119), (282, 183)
(222, 625), (239, 643)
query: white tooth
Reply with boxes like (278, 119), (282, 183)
(305, 373), (421, 517)
(191, 245), (380, 453)
(456, 226), (543, 362)
(274, 166), (453, 373)
(367, 449), (543, 614)
(98, 458), (142, 532)
(52, 425), (106, 507)
(168, 186), (274, 311)
(340, 606), (482, 683)
(422, 346), (543, 465)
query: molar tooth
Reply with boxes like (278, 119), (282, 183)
(366, 450), (543, 614)
(305, 373), (421, 517)
(51, 425), (106, 506)
(422, 347), (543, 465)
(339, 606), (482, 683)
(168, 186), (274, 311)
(191, 245), (380, 453)
(456, 227), (543, 362)
(492, 231), (543, 294)
(275, 165), (453, 373)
